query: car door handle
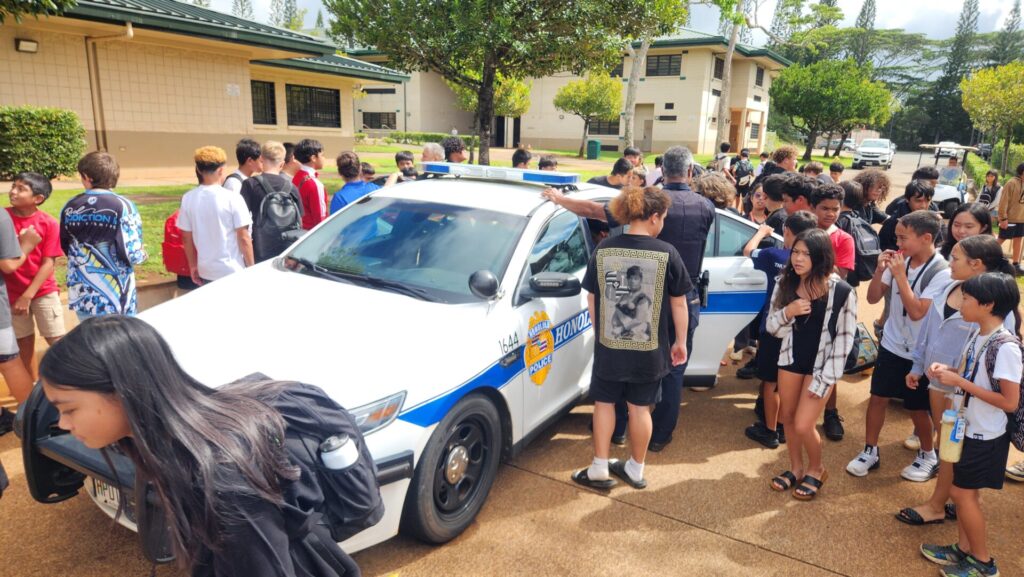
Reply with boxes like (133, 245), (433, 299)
(499, 349), (522, 367)
(725, 275), (766, 286)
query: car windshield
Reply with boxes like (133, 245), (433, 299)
(286, 196), (527, 303)
(860, 139), (888, 148)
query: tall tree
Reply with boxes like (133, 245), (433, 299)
(989, 0), (1022, 67)
(553, 72), (623, 157)
(770, 59), (892, 160)
(315, 9), (325, 29)
(232, 0), (254, 20)
(926, 0), (979, 143)
(816, 0), (839, 27)
(848, 0), (876, 66)
(0, 0), (77, 22)
(961, 61), (1024, 173)
(282, 0), (298, 28)
(328, 0), (629, 165)
(269, 0), (286, 26)
(621, 0), (689, 148)
(449, 74), (531, 157)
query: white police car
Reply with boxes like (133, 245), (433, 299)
(19, 163), (774, 556)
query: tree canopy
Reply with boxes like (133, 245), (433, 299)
(328, 0), (632, 165)
(961, 61), (1024, 173)
(0, 0), (76, 23)
(770, 59), (892, 160)
(553, 72), (622, 157)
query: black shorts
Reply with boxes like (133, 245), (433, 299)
(999, 223), (1024, 239)
(954, 434), (1011, 490)
(756, 334), (782, 382)
(870, 346), (930, 411)
(590, 374), (661, 406)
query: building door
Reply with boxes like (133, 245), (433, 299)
(513, 118), (521, 148)
(729, 110), (743, 149)
(635, 104), (655, 152)
(642, 121), (654, 152)
(493, 115), (507, 147)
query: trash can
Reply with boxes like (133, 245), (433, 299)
(586, 139), (601, 160)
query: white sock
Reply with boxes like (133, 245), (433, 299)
(922, 449), (937, 462)
(865, 444), (878, 456)
(624, 457), (644, 482)
(588, 457), (609, 481)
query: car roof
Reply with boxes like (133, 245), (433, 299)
(373, 177), (612, 216)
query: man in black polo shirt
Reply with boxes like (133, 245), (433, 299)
(543, 146), (714, 452)
(587, 158), (633, 190)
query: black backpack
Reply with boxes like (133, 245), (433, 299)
(734, 158), (755, 189)
(251, 175), (304, 262)
(838, 211), (881, 282)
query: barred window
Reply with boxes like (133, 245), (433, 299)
(756, 66), (765, 87)
(363, 112), (397, 129)
(251, 80), (276, 125)
(713, 57), (724, 80)
(589, 118), (620, 135)
(751, 123), (761, 139)
(363, 87), (396, 95)
(646, 54), (681, 77)
(754, 95), (763, 102)
(286, 84), (341, 128)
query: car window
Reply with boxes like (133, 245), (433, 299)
(704, 215), (717, 258)
(287, 196), (526, 303)
(718, 214), (755, 257)
(526, 211), (589, 276)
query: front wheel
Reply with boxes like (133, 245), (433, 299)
(401, 394), (503, 544)
(942, 199), (960, 220)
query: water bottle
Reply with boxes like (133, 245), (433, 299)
(939, 410), (965, 464)
(320, 434), (359, 470)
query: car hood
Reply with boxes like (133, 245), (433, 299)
(139, 262), (495, 410)
(858, 146), (890, 153)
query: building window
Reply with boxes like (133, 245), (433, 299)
(363, 87), (396, 95)
(590, 118), (620, 135)
(610, 58), (624, 77)
(665, 102), (675, 110)
(656, 115), (677, 121)
(755, 66), (765, 87)
(711, 89), (721, 97)
(286, 84), (341, 128)
(751, 123), (761, 139)
(251, 80), (276, 125)
(754, 95), (763, 102)
(713, 57), (724, 80)
(646, 54), (681, 77)
(363, 112), (397, 129)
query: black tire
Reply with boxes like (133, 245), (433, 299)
(852, 162), (861, 169)
(401, 394), (502, 544)
(942, 199), (959, 220)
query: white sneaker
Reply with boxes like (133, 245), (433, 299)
(846, 447), (880, 477)
(729, 349), (745, 361)
(903, 434), (921, 451)
(901, 450), (938, 482)
(1007, 460), (1024, 482)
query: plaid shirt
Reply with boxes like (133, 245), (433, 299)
(767, 275), (857, 398)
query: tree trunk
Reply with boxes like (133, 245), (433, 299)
(714, 20), (741, 151)
(622, 37), (651, 149)
(803, 129), (817, 161)
(823, 130), (834, 157)
(476, 60), (497, 166)
(834, 131), (851, 157)
(1002, 127), (1012, 174)
(579, 120), (590, 158)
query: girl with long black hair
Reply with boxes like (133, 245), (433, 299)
(940, 203), (993, 260)
(766, 228), (857, 501)
(38, 316), (361, 577)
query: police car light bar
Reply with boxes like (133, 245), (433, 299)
(421, 162), (579, 186)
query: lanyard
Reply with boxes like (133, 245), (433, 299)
(901, 253), (938, 317)
(960, 329), (1005, 408)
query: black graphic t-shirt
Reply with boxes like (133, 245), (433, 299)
(582, 234), (691, 383)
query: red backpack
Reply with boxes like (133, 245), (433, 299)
(161, 210), (190, 277)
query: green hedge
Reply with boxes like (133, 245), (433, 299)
(965, 153), (992, 183)
(355, 132), (367, 144)
(386, 131), (480, 147)
(0, 106), (85, 179)
(991, 143), (1024, 176)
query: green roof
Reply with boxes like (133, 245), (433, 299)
(645, 29), (792, 67)
(254, 54), (408, 83)
(66, 0), (335, 56)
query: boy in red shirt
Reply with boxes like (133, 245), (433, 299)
(291, 139), (328, 230)
(5, 172), (65, 377)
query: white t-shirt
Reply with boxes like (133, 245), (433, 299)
(177, 184), (253, 281)
(963, 331), (1022, 440)
(223, 170), (246, 194)
(881, 256), (952, 359)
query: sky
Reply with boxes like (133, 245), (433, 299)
(208, 0), (1015, 42)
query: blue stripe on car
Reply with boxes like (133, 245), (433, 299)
(398, 290), (764, 427)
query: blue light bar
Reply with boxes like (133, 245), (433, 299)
(421, 162), (579, 186)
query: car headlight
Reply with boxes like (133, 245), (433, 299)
(350, 391), (406, 434)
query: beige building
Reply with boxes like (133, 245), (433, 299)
(350, 30), (788, 155)
(0, 0), (406, 168)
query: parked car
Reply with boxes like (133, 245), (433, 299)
(18, 164), (777, 559)
(852, 138), (894, 169)
(977, 143), (993, 160)
(936, 141), (960, 158)
(828, 138), (857, 151)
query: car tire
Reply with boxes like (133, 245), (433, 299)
(852, 162), (861, 169)
(942, 199), (959, 220)
(401, 394), (503, 544)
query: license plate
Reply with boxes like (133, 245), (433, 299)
(91, 478), (121, 510)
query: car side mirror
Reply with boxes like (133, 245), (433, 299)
(469, 270), (500, 300)
(520, 272), (581, 300)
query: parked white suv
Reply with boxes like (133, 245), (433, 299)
(852, 138), (893, 170)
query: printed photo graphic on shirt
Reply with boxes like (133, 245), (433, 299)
(596, 248), (668, 351)
(525, 311), (554, 386)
